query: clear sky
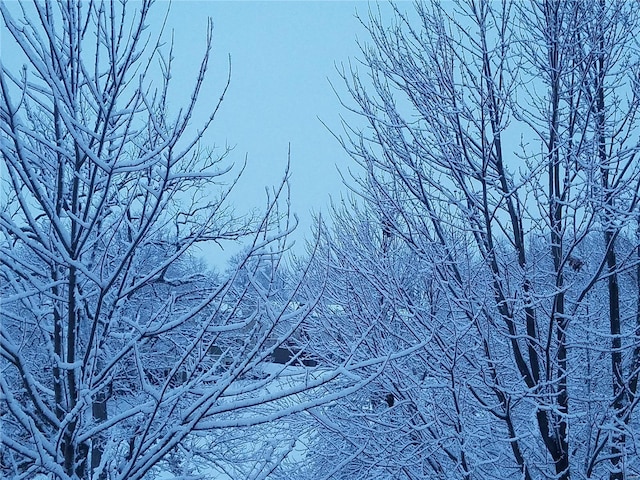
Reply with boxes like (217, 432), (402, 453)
(162, 1), (382, 266)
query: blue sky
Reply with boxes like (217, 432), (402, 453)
(163, 1), (382, 264)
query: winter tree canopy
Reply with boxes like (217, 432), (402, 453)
(3, 1), (640, 480)
(298, 1), (640, 479)
(0, 2), (380, 478)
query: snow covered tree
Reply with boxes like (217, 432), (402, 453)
(0, 2), (358, 479)
(301, 1), (640, 479)
(296, 201), (490, 480)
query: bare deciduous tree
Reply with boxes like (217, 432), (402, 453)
(0, 2), (362, 479)
(301, 1), (640, 479)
